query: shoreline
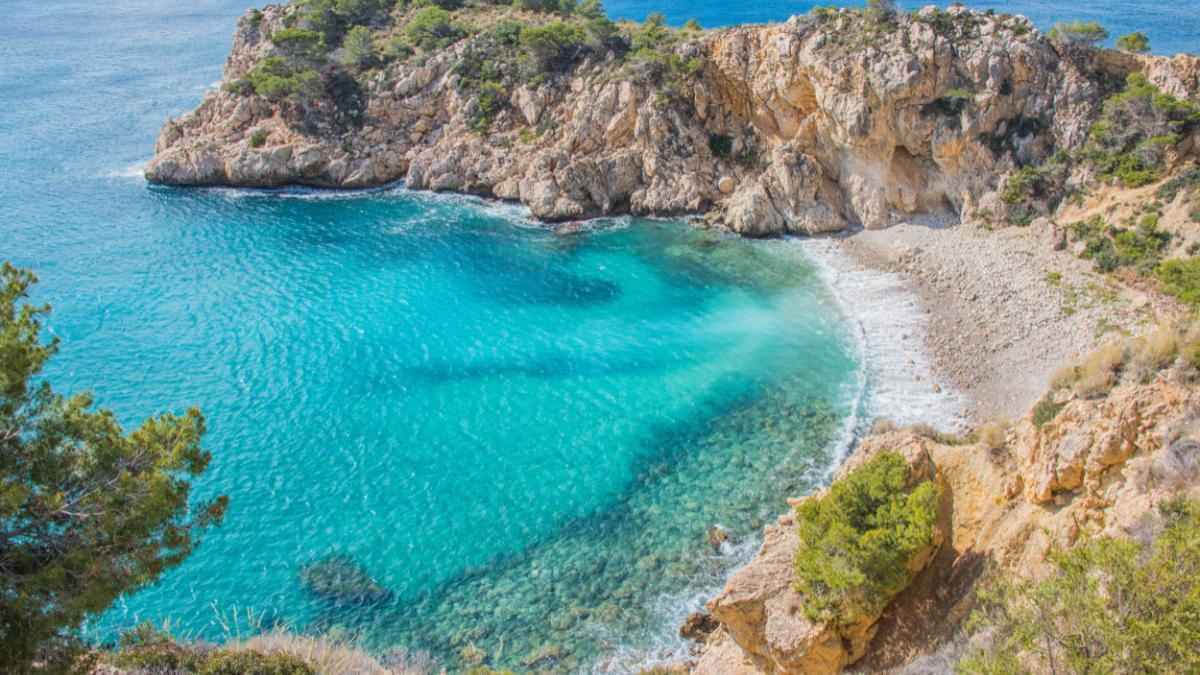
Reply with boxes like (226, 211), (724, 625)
(822, 217), (1161, 423)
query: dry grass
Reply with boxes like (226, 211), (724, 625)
(978, 420), (1010, 452)
(1131, 323), (1180, 374)
(239, 630), (436, 675)
(1050, 364), (1079, 390)
(871, 418), (896, 434)
(1074, 341), (1126, 397)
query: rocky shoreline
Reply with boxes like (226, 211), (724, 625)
(144, 1), (1198, 236)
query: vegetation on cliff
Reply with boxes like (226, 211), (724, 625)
(960, 498), (1200, 674)
(0, 264), (227, 671)
(793, 451), (941, 625)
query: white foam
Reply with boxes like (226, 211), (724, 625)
(794, 237), (968, 434)
(588, 230), (970, 673)
(102, 159), (151, 179)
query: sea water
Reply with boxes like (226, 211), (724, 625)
(0, 0), (1192, 672)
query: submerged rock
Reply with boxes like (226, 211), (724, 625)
(299, 554), (391, 606)
(680, 611), (720, 641)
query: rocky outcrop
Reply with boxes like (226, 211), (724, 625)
(697, 439), (944, 674)
(694, 374), (1200, 673)
(145, 3), (1200, 235)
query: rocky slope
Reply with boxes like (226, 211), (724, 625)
(689, 340), (1200, 673)
(146, 2), (1198, 235)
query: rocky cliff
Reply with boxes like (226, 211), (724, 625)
(146, 2), (1198, 235)
(690, 330), (1200, 673)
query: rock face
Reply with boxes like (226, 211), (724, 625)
(145, 4), (1199, 235)
(693, 374), (1200, 673)
(697, 440), (944, 674)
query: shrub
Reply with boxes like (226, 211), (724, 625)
(683, 18), (702, 32)
(1071, 214), (1169, 274)
(1075, 341), (1126, 396)
(1086, 73), (1200, 188)
(490, 18), (525, 46)
(1156, 164), (1200, 202)
(630, 12), (668, 52)
(271, 27), (327, 57)
(1047, 20), (1109, 48)
(1158, 258), (1200, 308)
(334, 0), (391, 23)
(978, 420), (1010, 452)
(248, 128), (268, 147)
(708, 133), (733, 158)
(199, 650), (316, 675)
(959, 498), (1200, 673)
(406, 7), (467, 52)
(1031, 395), (1065, 427)
(793, 451), (941, 625)
(245, 58), (323, 107)
(519, 22), (586, 71)
(465, 80), (507, 133)
(107, 623), (205, 672)
(1131, 323), (1180, 373)
(339, 24), (376, 67)
(1116, 31), (1151, 54)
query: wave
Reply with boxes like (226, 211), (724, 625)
(795, 236), (967, 434)
(613, 233), (967, 673)
(101, 160), (151, 180)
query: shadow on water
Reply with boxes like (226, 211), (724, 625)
(306, 373), (843, 672)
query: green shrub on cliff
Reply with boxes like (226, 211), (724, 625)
(271, 27), (327, 57)
(0, 264), (227, 671)
(1158, 258), (1200, 308)
(339, 24), (377, 67)
(1047, 20), (1109, 48)
(959, 498), (1200, 674)
(519, 22), (586, 72)
(1116, 31), (1151, 54)
(1086, 73), (1200, 188)
(406, 7), (467, 51)
(1070, 214), (1170, 274)
(793, 451), (941, 625)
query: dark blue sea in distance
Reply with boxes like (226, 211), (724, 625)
(0, 0), (1195, 671)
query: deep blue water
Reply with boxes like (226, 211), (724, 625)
(0, 0), (1195, 672)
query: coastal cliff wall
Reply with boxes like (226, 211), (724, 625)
(145, 3), (1198, 235)
(691, 343), (1200, 673)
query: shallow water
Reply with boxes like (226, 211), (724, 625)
(0, 0), (1192, 671)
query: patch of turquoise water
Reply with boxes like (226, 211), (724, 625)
(44, 186), (859, 671)
(336, 371), (843, 672)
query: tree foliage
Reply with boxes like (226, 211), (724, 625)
(1047, 20), (1109, 47)
(0, 264), (226, 670)
(1116, 31), (1151, 54)
(339, 24), (377, 67)
(271, 27), (327, 58)
(519, 22), (586, 71)
(960, 498), (1200, 674)
(405, 7), (467, 52)
(793, 451), (941, 625)
(1086, 73), (1200, 187)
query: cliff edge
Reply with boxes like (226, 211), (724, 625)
(145, 2), (1198, 235)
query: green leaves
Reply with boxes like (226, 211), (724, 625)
(406, 7), (467, 52)
(793, 451), (941, 625)
(1047, 20), (1109, 47)
(1116, 31), (1151, 54)
(0, 263), (226, 670)
(961, 498), (1200, 673)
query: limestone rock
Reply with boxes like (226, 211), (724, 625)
(144, 6), (1200, 234)
(704, 439), (943, 674)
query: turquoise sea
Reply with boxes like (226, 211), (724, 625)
(0, 0), (1194, 671)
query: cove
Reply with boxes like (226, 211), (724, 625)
(85, 188), (861, 670)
